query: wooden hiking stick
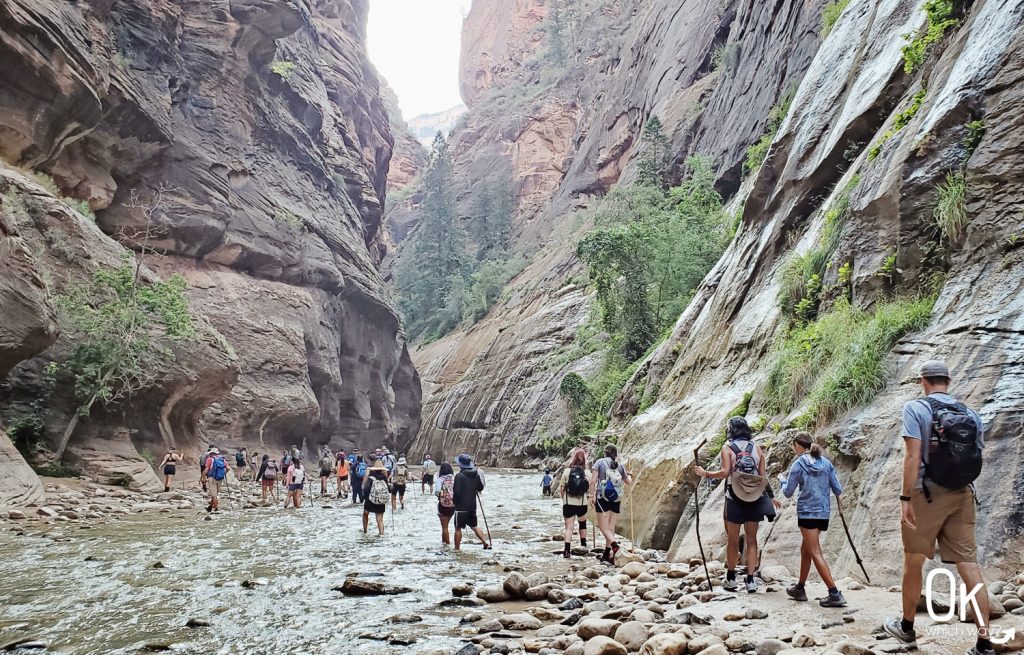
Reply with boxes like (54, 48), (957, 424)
(477, 493), (493, 548)
(691, 438), (712, 591)
(835, 493), (870, 583)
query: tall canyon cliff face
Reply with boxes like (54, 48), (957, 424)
(405, 0), (1024, 583)
(0, 0), (420, 500)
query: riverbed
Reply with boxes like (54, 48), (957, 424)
(0, 471), (565, 654)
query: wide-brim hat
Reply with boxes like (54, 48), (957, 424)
(211, 448), (220, 454)
(731, 472), (769, 502)
(456, 454), (473, 469)
(397, 457), (407, 465)
(382, 447), (391, 454)
(369, 459), (388, 472)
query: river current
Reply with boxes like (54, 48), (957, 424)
(0, 471), (566, 654)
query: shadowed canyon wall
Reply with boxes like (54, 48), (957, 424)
(0, 0), (420, 499)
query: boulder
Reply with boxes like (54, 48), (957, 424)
(452, 582), (474, 597)
(504, 572), (530, 599)
(576, 618), (622, 640)
(745, 608), (768, 619)
(477, 585), (512, 603)
(791, 630), (815, 648)
(757, 566), (792, 583)
(621, 561), (647, 578)
(613, 621), (649, 651)
(693, 646), (728, 655)
(830, 642), (874, 655)
(640, 633), (689, 655)
(686, 635), (723, 654)
(525, 584), (558, 601)
(499, 613), (543, 631)
(583, 636), (627, 655)
(615, 550), (645, 567)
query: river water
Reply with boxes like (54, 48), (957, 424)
(0, 471), (567, 654)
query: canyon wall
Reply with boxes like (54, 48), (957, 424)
(0, 0), (420, 501)
(406, 0), (1024, 583)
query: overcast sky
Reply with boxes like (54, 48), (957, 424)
(368, 0), (472, 121)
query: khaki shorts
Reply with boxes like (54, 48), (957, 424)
(208, 479), (222, 498)
(902, 485), (976, 563)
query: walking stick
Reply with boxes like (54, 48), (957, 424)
(835, 493), (870, 583)
(477, 493), (493, 547)
(691, 438), (712, 591)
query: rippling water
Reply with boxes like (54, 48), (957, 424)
(0, 471), (566, 654)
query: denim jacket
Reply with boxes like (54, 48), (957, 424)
(782, 453), (843, 519)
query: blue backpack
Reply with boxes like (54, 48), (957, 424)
(211, 456), (227, 481)
(356, 461), (368, 477)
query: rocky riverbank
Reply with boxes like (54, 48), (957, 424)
(430, 548), (1024, 655)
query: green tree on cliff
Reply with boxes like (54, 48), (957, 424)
(469, 177), (513, 261)
(396, 132), (470, 339)
(636, 116), (672, 189)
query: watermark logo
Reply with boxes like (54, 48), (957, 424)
(924, 569), (1017, 645)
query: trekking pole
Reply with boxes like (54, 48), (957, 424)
(835, 492), (870, 583)
(477, 493), (493, 548)
(691, 438), (712, 591)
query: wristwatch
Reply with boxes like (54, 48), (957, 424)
(899, 495), (912, 502)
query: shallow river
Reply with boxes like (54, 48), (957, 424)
(0, 471), (566, 654)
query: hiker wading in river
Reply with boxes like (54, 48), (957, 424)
(695, 416), (780, 593)
(561, 448), (592, 558)
(780, 431), (847, 607)
(591, 444), (631, 563)
(883, 360), (993, 655)
(362, 459), (391, 535)
(284, 458), (306, 509)
(435, 461), (457, 546)
(452, 454), (491, 550)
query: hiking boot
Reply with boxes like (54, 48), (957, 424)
(483, 543), (492, 550)
(786, 584), (808, 602)
(819, 591), (847, 607)
(882, 617), (917, 645)
(205, 504), (213, 514)
(967, 646), (996, 655)
(745, 578), (758, 594)
(722, 578), (739, 592)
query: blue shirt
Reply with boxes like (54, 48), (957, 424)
(782, 453), (843, 520)
(901, 392), (984, 489)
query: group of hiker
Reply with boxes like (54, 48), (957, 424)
(153, 358), (994, 655)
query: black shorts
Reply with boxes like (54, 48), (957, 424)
(438, 503), (455, 518)
(422, 474), (435, 486)
(725, 492), (772, 524)
(364, 501), (386, 514)
(391, 484), (406, 496)
(595, 499), (621, 514)
(163, 465), (176, 475)
(455, 510), (478, 530)
(563, 504), (588, 519)
(797, 518), (830, 531)
(320, 470), (332, 478)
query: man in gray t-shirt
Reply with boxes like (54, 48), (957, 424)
(900, 393), (984, 489)
(884, 360), (994, 655)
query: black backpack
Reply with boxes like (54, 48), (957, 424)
(566, 466), (589, 496)
(923, 397), (982, 491)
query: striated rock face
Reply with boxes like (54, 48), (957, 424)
(0, 0), (420, 485)
(613, 0), (1024, 582)
(459, 0), (547, 106)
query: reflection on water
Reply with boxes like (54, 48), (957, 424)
(0, 471), (564, 654)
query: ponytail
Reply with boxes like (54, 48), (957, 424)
(809, 443), (823, 458)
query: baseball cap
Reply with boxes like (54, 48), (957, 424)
(919, 359), (950, 378)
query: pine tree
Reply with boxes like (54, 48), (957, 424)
(396, 132), (468, 338)
(636, 116), (672, 189)
(547, 0), (567, 67)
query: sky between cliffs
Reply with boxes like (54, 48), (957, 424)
(368, 0), (472, 120)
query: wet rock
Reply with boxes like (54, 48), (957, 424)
(630, 608), (659, 623)
(613, 621), (649, 651)
(452, 582), (474, 597)
(477, 585), (512, 603)
(150, 561), (167, 570)
(536, 625), (568, 638)
(560, 597), (585, 611)
(455, 644), (481, 655)
(499, 613), (543, 631)
(439, 597), (487, 608)
(476, 619), (503, 633)
(7, 510), (26, 520)
(504, 572), (530, 598)
(639, 633), (689, 655)
(583, 636), (627, 655)
(334, 578), (413, 596)
(141, 644), (173, 652)
(692, 645), (728, 655)
(525, 584), (559, 601)
(460, 612), (484, 624)
(0, 640), (48, 651)
(241, 578), (268, 589)
(386, 613), (423, 624)
(548, 589), (569, 604)
(576, 618), (621, 640)
(527, 608), (565, 621)
(725, 635), (755, 651)
(185, 618), (212, 628)
(36, 507), (58, 518)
